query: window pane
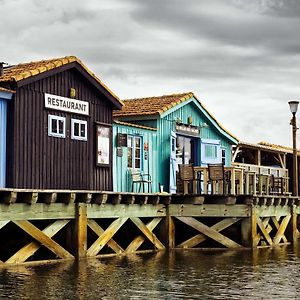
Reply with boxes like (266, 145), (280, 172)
(127, 137), (132, 147)
(128, 148), (132, 168)
(58, 120), (64, 134)
(135, 137), (141, 148)
(135, 158), (140, 169)
(52, 119), (57, 133)
(205, 145), (217, 158)
(80, 123), (86, 137)
(74, 123), (80, 136)
(135, 149), (141, 159)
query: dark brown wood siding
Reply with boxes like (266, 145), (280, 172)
(6, 68), (114, 190)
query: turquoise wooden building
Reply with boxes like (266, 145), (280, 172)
(113, 120), (157, 192)
(113, 92), (239, 193)
(0, 87), (14, 188)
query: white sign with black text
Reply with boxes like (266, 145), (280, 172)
(45, 93), (89, 116)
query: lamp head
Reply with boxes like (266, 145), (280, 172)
(289, 100), (299, 114)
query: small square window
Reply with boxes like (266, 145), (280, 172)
(48, 114), (66, 138)
(71, 119), (87, 141)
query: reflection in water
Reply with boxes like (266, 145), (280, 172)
(1, 245), (300, 299)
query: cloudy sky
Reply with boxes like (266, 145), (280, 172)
(1, 0), (300, 146)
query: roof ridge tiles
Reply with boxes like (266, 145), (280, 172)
(123, 92), (193, 101)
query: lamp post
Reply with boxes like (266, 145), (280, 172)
(289, 100), (299, 196)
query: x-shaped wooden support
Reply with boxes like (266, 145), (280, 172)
(177, 217), (242, 248)
(256, 215), (291, 246)
(87, 219), (124, 254)
(87, 218), (128, 257)
(11, 220), (73, 263)
(176, 217), (242, 248)
(126, 217), (164, 252)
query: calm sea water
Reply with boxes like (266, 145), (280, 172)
(1, 246), (300, 300)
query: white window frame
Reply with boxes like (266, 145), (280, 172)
(127, 135), (142, 170)
(71, 119), (88, 141)
(48, 114), (66, 138)
(201, 138), (221, 165)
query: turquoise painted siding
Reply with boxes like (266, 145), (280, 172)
(116, 97), (236, 192)
(113, 124), (158, 192)
(0, 98), (8, 187)
(156, 100), (233, 189)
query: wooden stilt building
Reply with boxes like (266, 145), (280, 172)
(0, 56), (123, 190)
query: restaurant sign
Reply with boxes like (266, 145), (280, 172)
(175, 123), (200, 136)
(45, 93), (89, 116)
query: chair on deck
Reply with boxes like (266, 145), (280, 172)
(270, 175), (284, 195)
(130, 170), (152, 193)
(178, 164), (202, 194)
(207, 163), (229, 195)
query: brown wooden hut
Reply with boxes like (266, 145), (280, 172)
(0, 56), (122, 190)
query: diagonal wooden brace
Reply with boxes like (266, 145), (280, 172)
(87, 217), (128, 257)
(13, 220), (73, 259)
(177, 218), (242, 248)
(126, 218), (162, 253)
(273, 215), (291, 245)
(130, 217), (165, 250)
(176, 217), (242, 248)
(88, 219), (124, 254)
(7, 220), (70, 264)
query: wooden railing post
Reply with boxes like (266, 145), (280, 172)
(75, 203), (87, 259)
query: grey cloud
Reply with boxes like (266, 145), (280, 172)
(231, 0), (300, 18)
(1, 0), (300, 145)
(129, 0), (300, 56)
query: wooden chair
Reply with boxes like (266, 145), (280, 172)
(270, 175), (283, 195)
(207, 163), (228, 194)
(130, 170), (152, 193)
(178, 164), (202, 194)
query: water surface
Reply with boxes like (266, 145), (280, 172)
(1, 246), (300, 299)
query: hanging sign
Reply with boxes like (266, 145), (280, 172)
(175, 123), (199, 136)
(117, 133), (128, 147)
(45, 93), (89, 116)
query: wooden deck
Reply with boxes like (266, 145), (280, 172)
(0, 189), (299, 266)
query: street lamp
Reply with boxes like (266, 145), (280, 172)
(289, 100), (299, 196)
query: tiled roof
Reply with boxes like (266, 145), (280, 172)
(113, 92), (193, 117)
(0, 86), (15, 93)
(113, 92), (239, 142)
(114, 120), (157, 131)
(0, 56), (122, 105)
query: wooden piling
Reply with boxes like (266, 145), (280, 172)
(0, 190), (298, 266)
(75, 203), (87, 259)
(290, 205), (299, 245)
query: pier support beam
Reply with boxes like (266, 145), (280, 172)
(75, 203), (87, 259)
(166, 216), (175, 249)
(240, 206), (258, 248)
(290, 205), (299, 245)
